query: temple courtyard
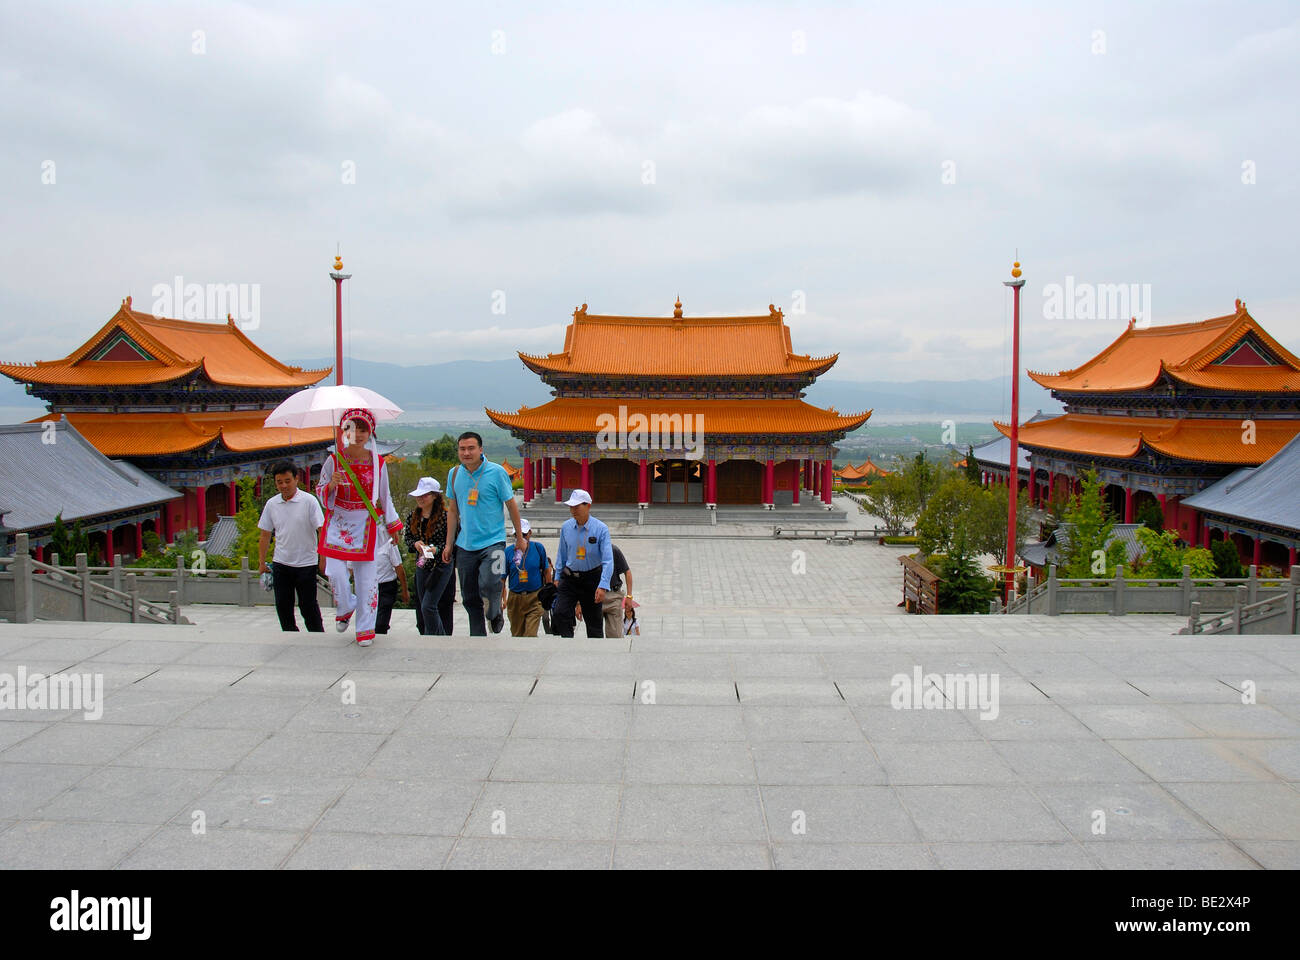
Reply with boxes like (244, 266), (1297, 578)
(1, 534), (1298, 870)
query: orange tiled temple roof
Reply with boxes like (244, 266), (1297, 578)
(29, 411), (334, 458)
(518, 301), (838, 378)
(996, 414), (1300, 466)
(835, 459), (890, 480)
(1028, 302), (1300, 393)
(0, 299), (331, 389)
(487, 398), (871, 435)
(499, 459), (523, 479)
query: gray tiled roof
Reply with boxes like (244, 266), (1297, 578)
(0, 418), (181, 532)
(1022, 522), (1147, 569)
(203, 516), (240, 558)
(1183, 432), (1300, 534)
(970, 411), (1054, 470)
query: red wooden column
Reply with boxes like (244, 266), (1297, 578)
(1124, 487), (1134, 524)
(104, 526), (114, 559)
(580, 457), (590, 492)
(555, 464), (563, 502)
(227, 481), (238, 515)
(792, 465), (800, 506)
(811, 460), (820, 498)
(197, 484), (207, 535)
(134, 521), (143, 558)
(705, 459), (715, 506)
(34, 544), (45, 562)
(543, 458), (551, 489)
(1253, 536), (1262, 568)
(1157, 493), (1168, 528)
(1201, 524), (1211, 548)
(639, 459), (649, 505)
(535, 459), (542, 496)
(523, 456), (534, 502)
(822, 459), (833, 505)
(1047, 470), (1055, 499)
(764, 459), (775, 507)
(1288, 545), (1296, 570)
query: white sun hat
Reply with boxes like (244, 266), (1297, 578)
(409, 477), (441, 497)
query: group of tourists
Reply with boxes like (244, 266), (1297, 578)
(256, 411), (637, 645)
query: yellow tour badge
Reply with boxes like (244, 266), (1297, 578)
(467, 488), (478, 506)
(576, 546), (586, 560)
(518, 568), (529, 582)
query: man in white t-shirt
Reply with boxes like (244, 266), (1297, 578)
(257, 460), (326, 631)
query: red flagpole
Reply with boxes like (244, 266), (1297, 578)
(1003, 260), (1025, 600)
(330, 254), (352, 386)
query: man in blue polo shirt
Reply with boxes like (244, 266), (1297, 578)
(499, 517), (552, 636)
(442, 431), (526, 635)
(552, 488), (613, 638)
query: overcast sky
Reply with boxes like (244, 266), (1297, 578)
(2, 0), (1297, 390)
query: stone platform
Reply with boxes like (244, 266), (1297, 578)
(1, 532), (1296, 869)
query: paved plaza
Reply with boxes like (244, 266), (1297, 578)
(1, 532), (1298, 869)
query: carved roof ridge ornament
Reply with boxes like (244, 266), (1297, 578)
(673, 295), (683, 319)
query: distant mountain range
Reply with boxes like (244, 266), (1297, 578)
(0, 356), (1063, 422)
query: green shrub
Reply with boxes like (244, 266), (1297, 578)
(1210, 538), (1244, 578)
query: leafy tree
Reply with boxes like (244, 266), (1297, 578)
(917, 475), (1032, 566)
(903, 451), (942, 515)
(1210, 538), (1245, 578)
(934, 548), (999, 614)
(1132, 528), (1216, 578)
(1058, 469), (1126, 578)
(419, 433), (459, 465)
(1134, 498), (1166, 533)
(963, 445), (982, 486)
(864, 470), (916, 534)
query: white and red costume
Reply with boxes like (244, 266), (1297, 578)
(316, 408), (403, 645)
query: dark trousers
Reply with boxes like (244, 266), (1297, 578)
(457, 541), (506, 636)
(272, 561), (324, 632)
(414, 559), (454, 635)
(375, 579), (398, 634)
(552, 567), (604, 638)
(416, 548), (457, 635)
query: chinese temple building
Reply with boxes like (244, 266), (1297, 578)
(834, 458), (891, 483)
(0, 297), (334, 549)
(487, 300), (871, 508)
(995, 301), (1300, 569)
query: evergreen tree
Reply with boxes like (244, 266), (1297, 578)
(1059, 469), (1126, 577)
(232, 477), (265, 564)
(963, 446), (982, 486)
(935, 547), (998, 614)
(1134, 498), (1166, 533)
(1210, 538), (1245, 578)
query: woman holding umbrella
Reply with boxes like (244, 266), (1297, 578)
(316, 408), (404, 646)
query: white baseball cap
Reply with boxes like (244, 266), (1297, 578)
(564, 488), (593, 506)
(409, 477), (441, 497)
(519, 518), (532, 534)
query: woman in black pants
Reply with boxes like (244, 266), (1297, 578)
(405, 477), (455, 635)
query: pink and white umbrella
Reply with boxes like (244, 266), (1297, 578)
(263, 384), (402, 430)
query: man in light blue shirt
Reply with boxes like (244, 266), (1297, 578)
(442, 431), (526, 635)
(552, 488), (613, 637)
